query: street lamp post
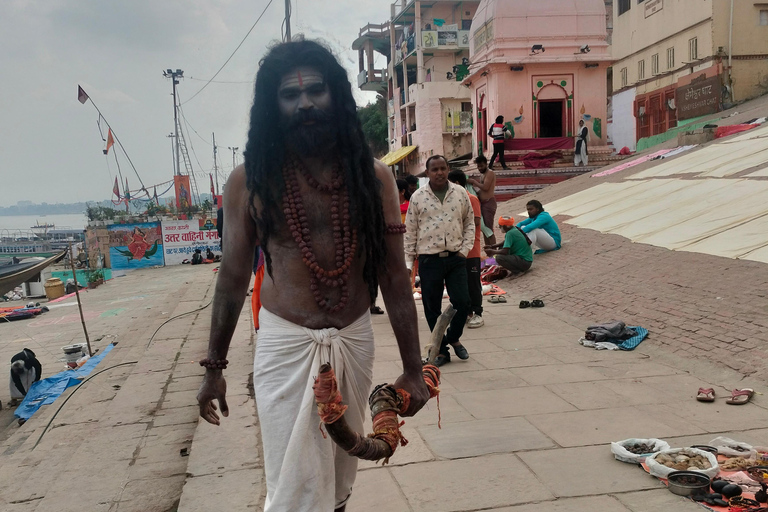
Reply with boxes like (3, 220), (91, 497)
(163, 69), (184, 177)
(228, 146), (239, 172)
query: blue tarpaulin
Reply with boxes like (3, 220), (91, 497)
(14, 343), (116, 420)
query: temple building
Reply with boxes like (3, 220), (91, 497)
(353, 0), (481, 175)
(464, 0), (611, 157)
(610, 0), (768, 152)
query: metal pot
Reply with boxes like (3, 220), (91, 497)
(667, 471), (711, 496)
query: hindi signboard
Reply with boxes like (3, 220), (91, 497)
(161, 219), (221, 265)
(675, 75), (722, 120)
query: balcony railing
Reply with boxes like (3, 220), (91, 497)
(357, 69), (387, 88)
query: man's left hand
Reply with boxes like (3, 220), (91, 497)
(394, 371), (430, 417)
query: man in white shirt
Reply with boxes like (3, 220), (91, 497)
(404, 155), (475, 366)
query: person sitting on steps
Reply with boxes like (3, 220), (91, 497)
(485, 216), (533, 274)
(516, 200), (561, 254)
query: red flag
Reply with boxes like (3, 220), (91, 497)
(78, 85), (89, 104)
(103, 129), (115, 155)
(112, 177), (120, 199)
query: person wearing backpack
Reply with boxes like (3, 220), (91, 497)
(487, 115), (511, 170)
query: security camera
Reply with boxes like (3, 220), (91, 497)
(531, 44), (545, 54)
(580, 45), (591, 53)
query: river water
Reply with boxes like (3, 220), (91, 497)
(0, 214), (88, 234)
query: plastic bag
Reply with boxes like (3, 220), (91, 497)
(611, 438), (671, 464)
(646, 448), (719, 479)
(709, 436), (757, 458)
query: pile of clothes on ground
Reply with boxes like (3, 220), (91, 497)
(0, 302), (49, 322)
(579, 320), (648, 350)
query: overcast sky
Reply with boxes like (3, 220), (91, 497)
(0, 0), (387, 207)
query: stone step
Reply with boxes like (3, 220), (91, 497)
(177, 298), (265, 511)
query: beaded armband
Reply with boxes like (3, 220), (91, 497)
(199, 358), (228, 370)
(385, 223), (407, 235)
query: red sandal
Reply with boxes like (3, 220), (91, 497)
(726, 388), (754, 405)
(696, 388), (715, 403)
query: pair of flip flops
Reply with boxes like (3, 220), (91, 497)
(696, 387), (755, 405)
(519, 299), (545, 309)
(488, 295), (507, 303)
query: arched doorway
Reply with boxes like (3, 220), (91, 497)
(536, 84), (567, 138)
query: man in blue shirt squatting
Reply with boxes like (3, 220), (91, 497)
(516, 199), (561, 254)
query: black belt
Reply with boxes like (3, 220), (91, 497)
(421, 251), (458, 258)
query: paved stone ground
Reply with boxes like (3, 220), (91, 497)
(1, 258), (766, 511)
(489, 110), (768, 382)
(0, 265), (223, 511)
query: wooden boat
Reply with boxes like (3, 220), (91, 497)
(0, 251), (66, 297)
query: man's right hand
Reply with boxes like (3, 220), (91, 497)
(197, 370), (229, 425)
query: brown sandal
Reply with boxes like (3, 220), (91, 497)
(696, 388), (715, 402)
(726, 388), (754, 405)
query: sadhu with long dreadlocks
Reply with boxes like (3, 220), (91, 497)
(197, 39), (430, 511)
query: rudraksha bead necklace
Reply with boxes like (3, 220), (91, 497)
(282, 156), (357, 312)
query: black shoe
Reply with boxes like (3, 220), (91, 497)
(452, 343), (469, 360)
(434, 353), (451, 367)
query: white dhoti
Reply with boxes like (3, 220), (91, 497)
(254, 307), (375, 512)
(526, 228), (558, 252)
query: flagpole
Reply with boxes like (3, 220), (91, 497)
(68, 240), (93, 357)
(79, 88), (146, 190)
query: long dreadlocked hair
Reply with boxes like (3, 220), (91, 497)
(243, 39), (386, 303)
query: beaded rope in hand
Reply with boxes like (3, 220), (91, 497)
(385, 223), (406, 235)
(199, 358), (228, 370)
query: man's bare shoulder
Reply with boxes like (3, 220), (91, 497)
(373, 159), (394, 186)
(228, 164), (247, 190)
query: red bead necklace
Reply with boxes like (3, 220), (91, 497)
(282, 156), (357, 312)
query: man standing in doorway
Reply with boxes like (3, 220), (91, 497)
(488, 115), (511, 170)
(197, 40), (429, 512)
(404, 155), (475, 366)
(467, 155), (497, 246)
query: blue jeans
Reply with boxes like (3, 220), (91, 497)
(418, 253), (471, 355)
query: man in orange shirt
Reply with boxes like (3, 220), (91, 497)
(448, 169), (484, 328)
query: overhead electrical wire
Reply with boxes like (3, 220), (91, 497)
(181, 0), (276, 106)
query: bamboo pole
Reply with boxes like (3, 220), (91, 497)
(68, 240), (93, 357)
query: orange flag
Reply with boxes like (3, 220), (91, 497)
(112, 177), (120, 199)
(103, 129), (115, 155)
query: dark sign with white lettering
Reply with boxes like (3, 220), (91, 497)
(675, 75), (722, 120)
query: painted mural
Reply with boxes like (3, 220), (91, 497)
(108, 222), (164, 273)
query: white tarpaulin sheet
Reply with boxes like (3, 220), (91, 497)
(746, 166), (768, 177)
(680, 213), (768, 261)
(629, 139), (768, 179)
(635, 181), (768, 248)
(565, 179), (697, 231)
(629, 125), (768, 180)
(541, 181), (653, 218)
(555, 178), (768, 261)
(741, 244), (768, 264)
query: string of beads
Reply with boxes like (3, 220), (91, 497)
(199, 358), (228, 370)
(282, 155), (357, 312)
